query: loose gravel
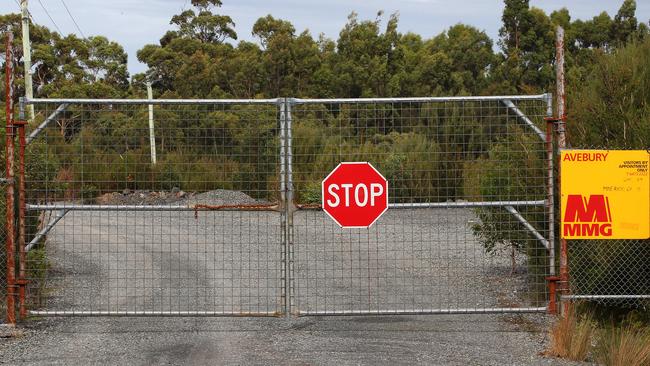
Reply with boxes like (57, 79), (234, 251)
(0, 190), (585, 365)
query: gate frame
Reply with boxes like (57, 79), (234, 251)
(6, 92), (556, 322)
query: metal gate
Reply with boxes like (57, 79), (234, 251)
(6, 94), (555, 318)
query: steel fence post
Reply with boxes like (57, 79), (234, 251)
(285, 99), (295, 316)
(279, 100), (287, 316)
(544, 93), (560, 314)
(555, 26), (569, 315)
(4, 32), (16, 325)
(545, 93), (555, 277)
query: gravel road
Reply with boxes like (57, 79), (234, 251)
(0, 190), (576, 365)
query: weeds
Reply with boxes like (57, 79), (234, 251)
(594, 324), (650, 366)
(546, 305), (594, 361)
(547, 305), (650, 365)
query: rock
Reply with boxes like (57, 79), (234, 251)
(122, 188), (131, 195)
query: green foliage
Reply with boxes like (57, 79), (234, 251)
(170, 1), (236, 44)
(301, 182), (321, 204)
(471, 131), (548, 300)
(568, 36), (650, 148)
(26, 248), (49, 309)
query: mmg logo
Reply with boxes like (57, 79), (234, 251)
(563, 194), (613, 237)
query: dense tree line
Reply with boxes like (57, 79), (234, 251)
(1, 0), (647, 101)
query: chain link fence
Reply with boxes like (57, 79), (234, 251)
(568, 240), (650, 308)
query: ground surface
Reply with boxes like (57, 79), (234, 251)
(0, 313), (580, 366)
(0, 190), (581, 365)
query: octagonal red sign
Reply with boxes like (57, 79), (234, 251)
(321, 162), (388, 228)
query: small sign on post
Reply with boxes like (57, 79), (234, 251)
(560, 150), (650, 239)
(322, 162), (388, 228)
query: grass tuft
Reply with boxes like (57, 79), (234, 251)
(546, 305), (594, 361)
(594, 324), (650, 366)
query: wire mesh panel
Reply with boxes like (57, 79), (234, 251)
(23, 100), (283, 316)
(16, 95), (553, 318)
(568, 240), (650, 308)
(288, 96), (552, 314)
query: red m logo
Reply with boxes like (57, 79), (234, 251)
(563, 195), (613, 237)
(564, 195), (612, 223)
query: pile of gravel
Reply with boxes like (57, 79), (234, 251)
(96, 188), (262, 206)
(96, 189), (188, 206)
(184, 189), (264, 206)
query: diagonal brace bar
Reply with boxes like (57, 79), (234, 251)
(25, 103), (68, 145)
(25, 209), (68, 252)
(502, 99), (546, 142)
(505, 205), (550, 250)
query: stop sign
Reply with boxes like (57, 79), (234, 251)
(322, 162), (388, 228)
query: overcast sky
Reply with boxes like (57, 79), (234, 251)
(2, 0), (649, 75)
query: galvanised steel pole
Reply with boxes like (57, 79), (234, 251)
(279, 100), (287, 316)
(20, 0), (35, 121)
(285, 99), (295, 316)
(545, 93), (560, 314)
(146, 82), (157, 165)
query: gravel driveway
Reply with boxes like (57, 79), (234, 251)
(0, 191), (574, 365)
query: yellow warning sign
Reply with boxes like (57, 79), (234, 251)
(561, 150), (650, 239)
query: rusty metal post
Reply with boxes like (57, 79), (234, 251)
(546, 276), (559, 314)
(16, 99), (27, 319)
(4, 32), (17, 325)
(555, 26), (566, 147)
(555, 26), (569, 315)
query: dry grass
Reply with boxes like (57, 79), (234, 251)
(594, 325), (650, 366)
(546, 305), (594, 361)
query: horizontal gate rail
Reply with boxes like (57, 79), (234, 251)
(562, 295), (650, 300)
(290, 94), (550, 104)
(29, 310), (282, 317)
(27, 204), (280, 212)
(298, 307), (548, 316)
(297, 200), (547, 210)
(24, 98), (282, 105)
